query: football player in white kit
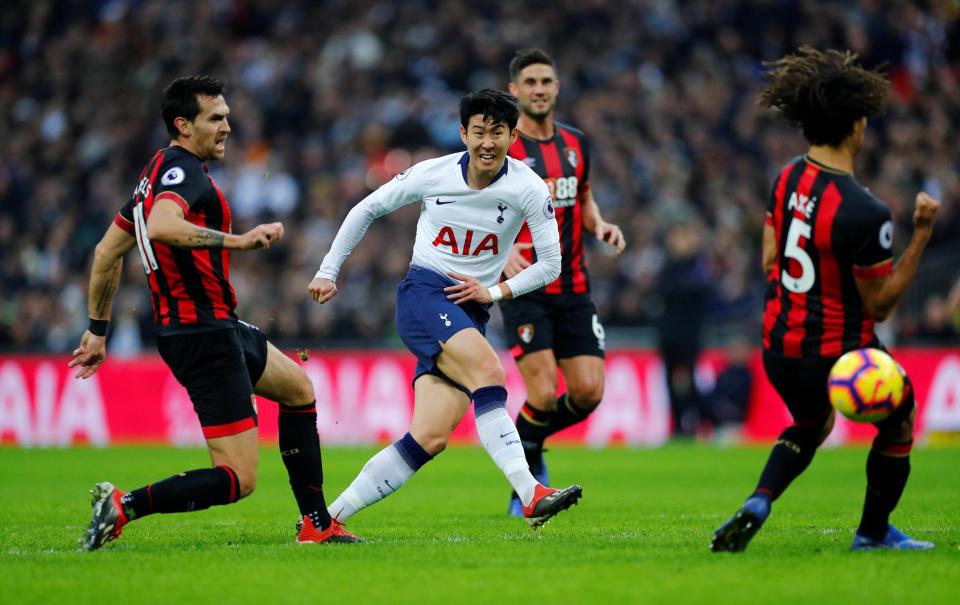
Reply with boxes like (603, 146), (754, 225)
(308, 89), (583, 531)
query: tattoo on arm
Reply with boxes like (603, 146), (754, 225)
(186, 226), (226, 248)
(90, 258), (123, 319)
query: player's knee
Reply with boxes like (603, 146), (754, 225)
(815, 410), (836, 445)
(413, 430), (449, 456)
(877, 403), (916, 444)
(287, 369), (316, 406)
(475, 362), (506, 388)
(236, 467), (257, 499)
(568, 379), (604, 410)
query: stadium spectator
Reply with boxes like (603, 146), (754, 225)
(0, 1), (957, 352)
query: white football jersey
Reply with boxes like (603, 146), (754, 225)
(317, 152), (561, 297)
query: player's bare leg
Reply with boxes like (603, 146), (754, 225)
(409, 375), (472, 455)
(326, 375), (459, 523)
(254, 342), (360, 543)
(438, 328), (582, 527)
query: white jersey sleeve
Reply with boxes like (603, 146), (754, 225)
(502, 179), (561, 298)
(315, 165), (430, 281)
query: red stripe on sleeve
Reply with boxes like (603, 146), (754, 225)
(852, 260), (893, 279)
(113, 213), (135, 235)
(154, 191), (191, 213)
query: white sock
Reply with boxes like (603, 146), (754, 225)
(474, 386), (539, 506)
(328, 433), (432, 521)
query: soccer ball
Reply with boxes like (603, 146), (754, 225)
(827, 348), (905, 423)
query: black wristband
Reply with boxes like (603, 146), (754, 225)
(88, 318), (109, 337)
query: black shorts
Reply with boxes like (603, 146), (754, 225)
(500, 290), (605, 360)
(157, 320), (269, 438)
(762, 343), (914, 429)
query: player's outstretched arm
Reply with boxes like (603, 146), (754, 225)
(69, 223), (135, 379)
(147, 197), (283, 250)
(856, 192), (940, 321)
(582, 189), (625, 254)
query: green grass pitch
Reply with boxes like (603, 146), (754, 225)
(1, 444), (957, 604)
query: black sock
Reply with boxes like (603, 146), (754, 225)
(515, 401), (553, 473)
(122, 466), (239, 519)
(754, 425), (820, 501)
(279, 402), (331, 530)
(857, 441), (912, 539)
(545, 393), (592, 436)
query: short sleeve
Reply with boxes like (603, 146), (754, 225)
(154, 157), (211, 212)
(765, 176), (780, 226)
(850, 199), (894, 279)
(113, 197), (135, 235)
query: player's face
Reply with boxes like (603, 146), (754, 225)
(460, 115), (518, 176)
(509, 63), (559, 119)
(189, 94), (231, 161)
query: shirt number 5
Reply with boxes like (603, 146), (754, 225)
(781, 218), (815, 293)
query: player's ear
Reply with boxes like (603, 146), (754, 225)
(174, 116), (192, 139)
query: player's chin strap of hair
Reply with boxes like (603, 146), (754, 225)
(88, 318), (109, 337)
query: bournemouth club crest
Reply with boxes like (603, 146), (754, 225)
(517, 324), (535, 344)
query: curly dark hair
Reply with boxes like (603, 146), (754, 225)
(758, 47), (890, 147)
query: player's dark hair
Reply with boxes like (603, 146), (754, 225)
(758, 47), (889, 147)
(460, 88), (520, 130)
(509, 48), (556, 82)
(161, 76), (226, 137)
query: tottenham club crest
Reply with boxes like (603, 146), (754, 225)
(517, 324), (535, 344)
(564, 147), (579, 169)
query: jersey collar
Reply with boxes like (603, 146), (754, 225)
(459, 152), (509, 187)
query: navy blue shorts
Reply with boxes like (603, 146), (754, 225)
(396, 265), (490, 390)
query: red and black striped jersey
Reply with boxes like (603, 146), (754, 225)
(114, 146), (238, 335)
(763, 156), (894, 359)
(508, 122), (591, 294)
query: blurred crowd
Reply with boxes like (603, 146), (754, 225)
(1, 0), (958, 354)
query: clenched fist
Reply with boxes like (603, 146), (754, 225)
(309, 276), (338, 304)
(913, 192), (940, 231)
(240, 222), (284, 250)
